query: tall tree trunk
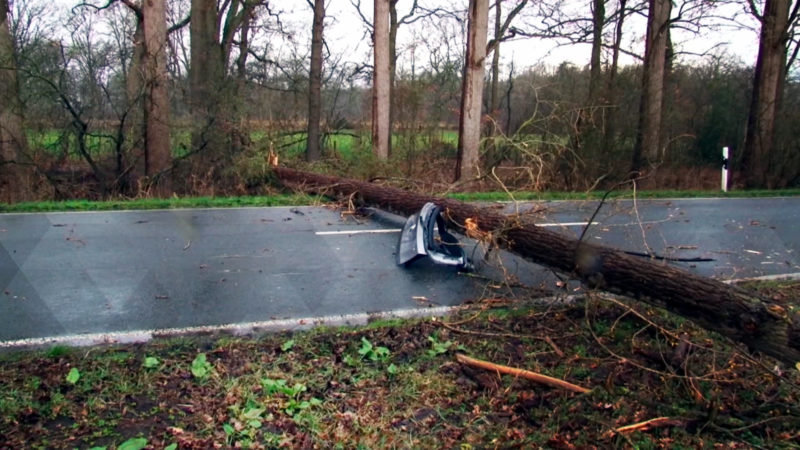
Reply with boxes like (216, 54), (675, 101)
(0, 0), (35, 202)
(306, 0), (325, 162)
(601, 0), (626, 171)
(456, 0), (489, 182)
(571, 0), (606, 186)
(658, 28), (674, 159)
(483, 0), (502, 168)
(631, 0), (671, 174)
(190, 0), (226, 165)
(389, 0), (398, 152)
(143, 0), (172, 195)
(273, 166), (800, 366)
(372, 0), (391, 160)
(489, 0), (502, 122)
(742, 0), (790, 188)
(231, 9), (252, 155)
(588, 0), (605, 102)
(125, 16), (146, 191)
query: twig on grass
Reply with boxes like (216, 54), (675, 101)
(603, 416), (686, 438)
(544, 336), (565, 357)
(584, 293), (743, 382)
(438, 321), (574, 356)
(455, 353), (591, 393)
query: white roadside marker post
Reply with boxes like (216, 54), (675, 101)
(721, 146), (729, 192)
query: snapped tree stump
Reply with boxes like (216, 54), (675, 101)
(273, 167), (800, 365)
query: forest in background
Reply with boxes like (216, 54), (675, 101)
(0, 0), (798, 202)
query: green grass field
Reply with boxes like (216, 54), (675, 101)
(29, 128), (460, 162)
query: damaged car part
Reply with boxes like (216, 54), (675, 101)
(396, 202), (472, 271)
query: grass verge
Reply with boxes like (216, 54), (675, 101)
(0, 194), (319, 213)
(449, 188), (800, 202)
(2, 188), (798, 213)
(1, 281), (798, 448)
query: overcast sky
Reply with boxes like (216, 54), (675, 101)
(298, 0), (760, 71)
(44, 0), (762, 75)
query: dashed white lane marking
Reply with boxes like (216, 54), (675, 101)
(315, 229), (402, 235)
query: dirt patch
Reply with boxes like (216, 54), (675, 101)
(1, 282), (799, 448)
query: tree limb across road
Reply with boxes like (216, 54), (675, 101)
(272, 167), (800, 366)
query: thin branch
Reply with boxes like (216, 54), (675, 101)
(350, 0), (373, 30)
(486, 0), (529, 55)
(73, 0), (120, 12)
(605, 417), (686, 437)
(456, 353), (591, 393)
(747, 0), (763, 22)
(168, 14), (191, 34)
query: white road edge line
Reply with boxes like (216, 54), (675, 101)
(723, 272), (800, 284)
(5, 273), (796, 349)
(0, 306), (459, 350)
(315, 229), (402, 235)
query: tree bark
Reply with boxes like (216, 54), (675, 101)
(389, 0), (398, 149)
(631, 0), (671, 174)
(372, 0), (391, 160)
(272, 166), (800, 366)
(143, 0), (172, 195)
(231, 8), (253, 155)
(588, 0), (605, 103)
(742, 0), (790, 189)
(306, 0), (325, 162)
(489, 0), (502, 122)
(125, 15), (146, 190)
(601, 0), (626, 170)
(571, 0), (606, 184)
(0, 0), (34, 202)
(190, 0), (226, 163)
(456, 0), (489, 182)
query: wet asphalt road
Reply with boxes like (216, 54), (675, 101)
(0, 197), (797, 346)
(500, 197), (799, 279)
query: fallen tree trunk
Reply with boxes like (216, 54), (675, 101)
(273, 167), (800, 365)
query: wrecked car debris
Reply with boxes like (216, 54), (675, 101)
(396, 202), (472, 271)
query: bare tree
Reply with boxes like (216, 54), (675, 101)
(487, 0), (528, 128)
(189, 0), (224, 159)
(307, 0), (325, 161)
(631, 0), (672, 173)
(455, 0), (489, 182)
(188, 0), (261, 178)
(589, 0), (605, 102)
(353, 0), (439, 156)
(601, 0), (629, 164)
(741, 0), (793, 188)
(78, 0), (174, 195)
(488, 0), (502, 123)
(141, 0), (171, 194)
(373, 0), (391, 159)
(0, 0), (35, 202)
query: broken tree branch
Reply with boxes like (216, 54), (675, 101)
(456, 353), (591, 393)
(604, 417), (687, 437)
(271, 167), (800, 365)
